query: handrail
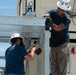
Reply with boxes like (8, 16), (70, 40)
(0, 56), (5, 59)
(0, 56), (5, 75)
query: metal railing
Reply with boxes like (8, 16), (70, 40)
(0, 56), (5, 75)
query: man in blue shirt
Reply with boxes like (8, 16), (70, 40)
(44, 0), (71, 75)
(4, 33), (36, 75)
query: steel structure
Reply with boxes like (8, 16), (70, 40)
(0, 15), (45, 44)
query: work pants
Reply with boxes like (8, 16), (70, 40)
(51, 43), (70, 75)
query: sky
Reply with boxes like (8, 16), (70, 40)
(0, 0), (17, 16)
(0, 0), (17, 67)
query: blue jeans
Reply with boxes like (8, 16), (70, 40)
(27, 8), (32, 12)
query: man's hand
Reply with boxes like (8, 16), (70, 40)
(43, 14), (50, 18)
(27, 47), (36, 53)
(52, 23), (66, 31)
(25, 47), (36, 61)
(45, 18), (53, 27)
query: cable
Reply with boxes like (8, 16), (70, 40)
(71, 0), (76, 25)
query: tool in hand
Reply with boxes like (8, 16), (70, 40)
(33, 41), (42, 55)
(28, 40), (42, 55)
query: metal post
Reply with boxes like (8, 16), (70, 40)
(45, 31), (50, 75)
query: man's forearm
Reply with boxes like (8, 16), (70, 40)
(29, 47), (35, 59)
(52, 23), (66, 31)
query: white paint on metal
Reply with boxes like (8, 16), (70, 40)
(0, 16), (45, 26)
(45, 31), (50, 75)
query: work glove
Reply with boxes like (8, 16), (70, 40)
(45, 18), (53, 27)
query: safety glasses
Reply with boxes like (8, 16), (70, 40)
(58, 7), (64, 11)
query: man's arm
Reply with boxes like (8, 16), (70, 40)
(43, 14), (50, 18)
(43, 12), (66, 31)
(24, 47), (36, 61)
(52, 23), (66, 31)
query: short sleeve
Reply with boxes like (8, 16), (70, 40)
(20, 47), (28, 57)
(48, 9), (56, 18)
(64, 14), (71, 28)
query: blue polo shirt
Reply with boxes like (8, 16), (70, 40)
(4, 45), (28, 75)
(48, 10), (71, 47)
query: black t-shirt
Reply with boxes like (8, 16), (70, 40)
(48, 9), (71, 47)
(4, 45), (28, 75)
